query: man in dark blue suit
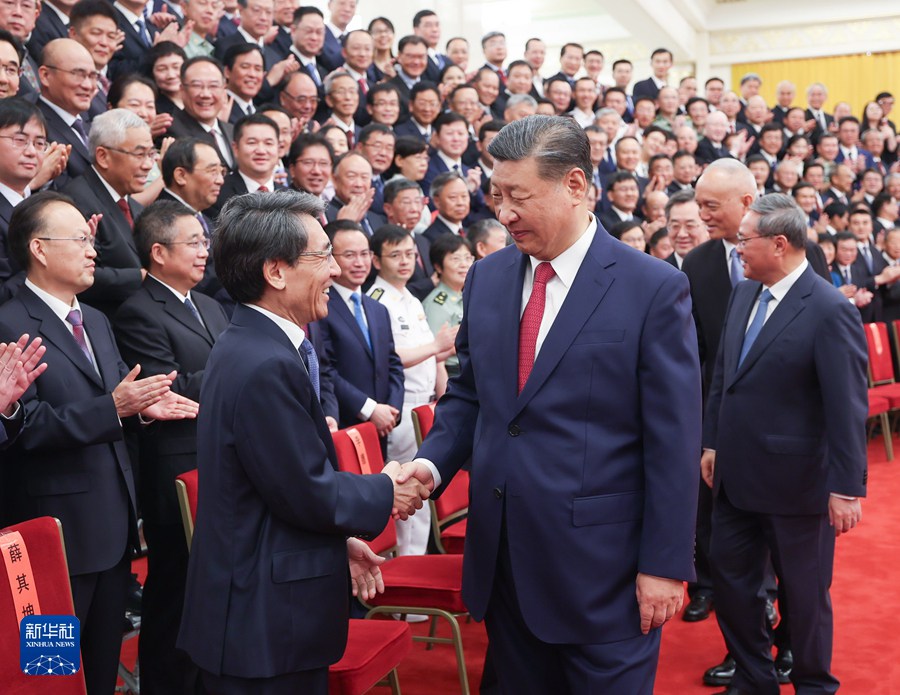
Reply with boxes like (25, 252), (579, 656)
(398, 116), (702, 693)
(412, 9), (449, 83)
(703, 193), (867, 695)
(631, 47), (672, 102)
(319, 220), (404, 443)
(177, 191), (425, 695)
(0, 191), (198, 695)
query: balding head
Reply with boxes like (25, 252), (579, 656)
(695, 159), (756, 242)
(705, 110), (728, 143)
(39, 39), (97, 116)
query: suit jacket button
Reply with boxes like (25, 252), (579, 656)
(508, 424), (521, 436)
(493, 487), (503, 499)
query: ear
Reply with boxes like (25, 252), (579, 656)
(262, 258), (287, 290)
(564, 166), (588, 204)
(372, 254), (382, 271)
(173, 166), (188, 187)
(94, 146), (111, 172)
(28, 239), (49, 270)
(150, 242), (167, 267)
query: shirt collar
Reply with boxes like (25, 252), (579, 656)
(395, 67), (419, 90)
(764, 258), (808, 301)
(332, 281), (362, 306)
(528, 213), (597, 290)
(39, 95), (79, 123)
(43, 0), (69, 25)
(342, 64), (364, 82)
(162, 188), (198, 213)
(0, 180), (28, 206)
(92, 166), (125, 202)
(148, 273), (193, 303)
(436, 214), (461, 234)
(437, 150), (462, 171)
(25, 278), (83, 320)
(237, 26), (264, 47)
(114, 2), (142, 25)
(243, 303), (306, 350)
(227, 90), (253, 112)
(238, 170), (274, 193)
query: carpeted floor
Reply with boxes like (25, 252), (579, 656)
(120, 435), (900, 693)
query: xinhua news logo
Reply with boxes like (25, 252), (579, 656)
(20, 615), (81, 676)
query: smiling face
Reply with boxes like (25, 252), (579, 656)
(181, 60), (226, 125)
(153, 214), (209, 293)
(96, 126), (155, 195)
(332, 227), (371, 290)
(28, 202), (98, 298)
(226, 49), (265, 101)
(281, 218), (340, 324)
(153, 52), (184, 98)
(0, 117), (46, 192)
(289, 143), (331, 195)
(233, 123), (279, 181)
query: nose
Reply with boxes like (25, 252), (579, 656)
(328, 255), (340, 277)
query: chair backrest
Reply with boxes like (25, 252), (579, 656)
(865, 322), (895, 385)
(175, 469), (199, 552)
(332, 423), (398, 555)
(411, 403), (436, 448)
(0, 517), (87, 694)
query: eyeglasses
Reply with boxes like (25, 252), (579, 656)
(736, 234), (771, 248)
(44, 65), (101, 84)
(282, 92), (318, 106)
(0, 134), (48, 151)
(104, 146), (159, 162)
(444, 252), (475, 263)
(335, 250), (373, 261)
(183, 81), (225, 93)
(329, 88), (358, 97)
(0, 61), (21, 78)
(163, 238), (211, 250)
(372, 100), (399, 108)
(383, 250), (417, 261)
(361, 141), (393, 153)
(36, 234), (96, 248)
(298, 242), (333, 260)
(295, 158), (331, 169)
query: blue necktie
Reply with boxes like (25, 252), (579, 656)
(729, 247), (744, 287)
(184, 296), (204, 328)
(739, 289), (773, 367)
(299, 338), (320, 399)
(135, 17), (151, 47)
(306, 62), (321, 86)
(350, 292), (372, 350)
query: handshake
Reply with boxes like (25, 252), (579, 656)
(382, 461), (436, 521)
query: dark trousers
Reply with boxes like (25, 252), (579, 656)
(200, 666), (328, 694)
(139, 521), (197, 694)
(710, 487), (838, 695)
(484, 519), (661, 694)
(70, 552), (130, 695)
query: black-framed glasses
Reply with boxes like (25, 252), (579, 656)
(43, 65), (102, 84)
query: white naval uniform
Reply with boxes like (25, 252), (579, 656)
(368, 276), (435, 556)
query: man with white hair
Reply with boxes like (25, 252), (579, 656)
(63, 108), (153, 315)
(805, 82), (833, 143)
(771, 80), (796, 124)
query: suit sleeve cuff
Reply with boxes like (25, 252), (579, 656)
(830, 493), (858, 501)
(359, 398), (376, 420)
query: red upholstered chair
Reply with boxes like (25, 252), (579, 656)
(864, 323), (900, 405)
(174, 468), (411, 694)
(412, 404), (469, 555)
(333, 423), (471, 695)
(0, 517), (87, 694)
(868, 394), (894, 460)
(175, 469), (198, 552)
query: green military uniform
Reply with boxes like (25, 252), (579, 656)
(424, 282), (464, 376)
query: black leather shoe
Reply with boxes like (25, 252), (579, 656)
(775, 647), (793, 685)
(711, 688), (748, 695)
(703, 653), (735, 686)
(765, 598), (778, 627)
(683, 593), (713, 622)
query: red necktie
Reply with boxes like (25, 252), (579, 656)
(117, 197), (134, 229)
(358, 77), (368, 95)
(257, 185), (269, 192)
(518, 262), (555, 393)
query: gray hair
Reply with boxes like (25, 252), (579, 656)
(665, 188), (696, 219)
(806, 82), (828, 98)
(699, 158), (757, 197)
(88, 107), (149, 157)
(505, 93), (537, 110)
(384, 176), (421, 204)
(213, 190), (326, 303)
(594, 107), (620, 122)
(467, 217), (507, 249)
(324, 69), (355, 95)
(487, 114), (592, 182)
(429, 170), (465, 199)
(740, 72), (761, 86)
(749, 193), (807, 249)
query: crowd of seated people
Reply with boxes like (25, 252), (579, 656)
(1, 0), (898, 691)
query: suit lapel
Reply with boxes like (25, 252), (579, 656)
(81, 307), (121, 391)
(331, 292), (373, 358)
(21, 288), (103, 388)
(513, 233), (615, 417)
(41, 103), (91, 163)
(730, 270), (813, 385)
(146, 278), (214, 345)
(499, 251), (527, 415)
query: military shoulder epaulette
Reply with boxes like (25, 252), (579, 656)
(433, 291), (447, 305)
(370, 288), (385, 302)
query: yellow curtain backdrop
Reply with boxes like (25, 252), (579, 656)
(732, 52), (900, 118)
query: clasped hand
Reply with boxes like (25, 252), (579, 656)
(382, 460), (434, 520)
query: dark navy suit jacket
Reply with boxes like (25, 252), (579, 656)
(417, 226), (702, 644)
(0, 286), (137, 576)
(703, 267), (867, 514)
(177, 304), (393, 677)
(319, 289), (404, 429)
